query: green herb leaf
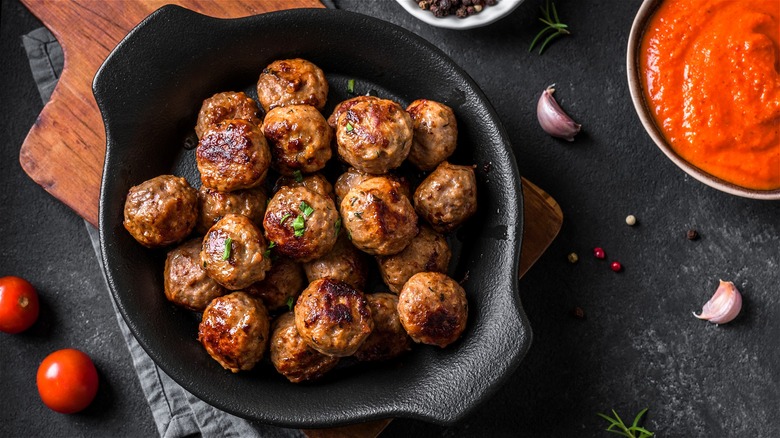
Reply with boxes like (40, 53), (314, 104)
(293, 214), (305, 237)
(300, 201), (314, 218)
(529, 0), (570, 55)
(335, 218), (342, 236)
(222, 237), (233, 261)
(354, 211), (362, 219)
(280, 213), (291, 224)
(347, 78), (355, 94)
(346, 122), (354, 132)
(293, 170), (303, 183)
(264, 241), (276, 258)
(268, 241), (276, 249)
(286, 296), (295, 311)
(597, 408), (654, 438)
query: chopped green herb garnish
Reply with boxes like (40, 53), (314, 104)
(293, 170), (303, 183)
(347, 79), (355, 94)
(354, 211), (362, 219)
(286, 296), (295, 311)
(335, 218), (342, 236)
(202, 261), (207, 268)
(346, 229), (352, 241)
(300, 201), (314, 218)
(529, 0), (570, 55)
(293, 214), (305, 237)
(346, 122), (354, 132)
(222, 237), (233, 261)
(268, 241), (276, 249)
(597, 408), (654, 438)
(280, 213), (291, 224)
(264, 241), (276, 258)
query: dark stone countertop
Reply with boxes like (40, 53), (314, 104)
(1, 0), (778, 436)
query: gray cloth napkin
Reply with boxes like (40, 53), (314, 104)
(23, 25), (304, 438)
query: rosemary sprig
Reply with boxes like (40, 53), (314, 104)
(597, 408), (654, 438)
(529, 0), (570, 55)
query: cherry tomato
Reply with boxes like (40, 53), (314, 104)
(0, 276), (40, 334)
(37, 349), (99, 414)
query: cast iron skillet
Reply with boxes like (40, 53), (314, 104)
(94, 6), (530, 428)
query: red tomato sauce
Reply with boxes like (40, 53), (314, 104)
(641, 0), (780, 190)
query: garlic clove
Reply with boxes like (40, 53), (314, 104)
(537, 86), (581, 141)
(693, 280), (742, 324)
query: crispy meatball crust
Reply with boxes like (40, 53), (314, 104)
(123, 175), (198, 248)
(198, 291), (270, 373)
(201, 214), (271, 290)
(195, 91), (261, 140)
(197, 119), (271, 192)
(334, 167), (411, 206)
(262, 104), (333, 175)
(245, 256), (306, 312)
(397, 272), (468, 348)
(406, 99), (458, 171)
(263, 186), (339, 263)
(354, 293), (412, 362)
(270, 312), (340, 383)
(256, 58), (328, 113)
(335, 98), (413, 175)
(164, 239), (227, 311)
(275, 173), (335, 201)
(340, 176), (418, 256)
(195, 186), (267, 235)
(303, 233), (369, 290)
(413, 161), (478, 233)
(294, 278), (374, 357)
(377, 225), (451, 293)
(327, 95), (379, 129)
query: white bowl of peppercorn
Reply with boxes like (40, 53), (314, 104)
(396, 0), (524, 30)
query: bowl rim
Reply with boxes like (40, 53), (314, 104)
(94, 5), (531, 428)
(626, 0), (780, 200)
(394, 0), (525, 30)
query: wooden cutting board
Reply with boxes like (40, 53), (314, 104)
(18, 1), (563, 436)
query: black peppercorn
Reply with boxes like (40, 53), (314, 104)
(485, 0), (497, 5)
(687, 229), (700, 240)
(456, 6), (468, 18)
(571, 307), (586, 319)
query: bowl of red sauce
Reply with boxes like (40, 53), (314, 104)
(627, 0), (780, 199)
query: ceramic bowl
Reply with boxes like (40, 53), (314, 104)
(395, 0), (524, 30)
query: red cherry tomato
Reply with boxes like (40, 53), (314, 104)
(37, 349), (99, 414)
(0, 276), (40, 333)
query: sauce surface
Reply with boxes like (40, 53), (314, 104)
(641, 0), (780, 190)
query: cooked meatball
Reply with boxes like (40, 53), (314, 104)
(256, 58), (328, 112)
(340, 176), (417, 256)
(195, 186), (267, 235)
(377, 225), (451, 293)
(263, 186), (339, 263)
(397, 272), (468, 348)
(270, 312), (340, 383)
(335, 98), (413, 174)
(123, 175), (198, 248)
(198, 291), (270, 373)
(196, 119), (271, 192)
(327, 95), (379, 129)
(303, 233), (369, 290)
(201, 214), (271, 290)
(245, 256), (306, 312)
(294, 278), (374, 357)
(163, 239), (227, 311)
(334, 167), (411, 206)
(406, 99), (458, 171)
(262, 104), (333, 175)
(354, 293), (412, 362)
(274, 172), (335, 201)
(195, 91), (261, 140)
(413, 161), (478, 233)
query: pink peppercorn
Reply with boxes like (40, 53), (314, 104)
(611, 261), (622, 272)
(593, 247), (605, 259)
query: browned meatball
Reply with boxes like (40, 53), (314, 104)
(377, 225), (451, 293)
(196, 119), (271, 192)
(263, 186), (339, 263)
(294, 278), (374, 357)
(334, 167), (411, 206)
(335, 98), (413, 174)
(354, 293), (412, 362)
(123, 175), (198, 248)
(245, 256), (306, 312)
(163, 239), (227, 311)
(262, 104), (333, 175)
(195, 186), (267, 235)
(327, 95), (379, 129)
(406, 99), (458, 171)
(195, 91), (261, 140)
(256, 58), (328, 112)
(413, 161), (478, 233)
(274, 172), (335, 201)
(303, 233), (369, 290)
(340, 176), (418, 256)
(198, 291), (270, 373)
(201, 214), (271, 290)
(397, 272), (468, 348)
(270, 312), (340, 383)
